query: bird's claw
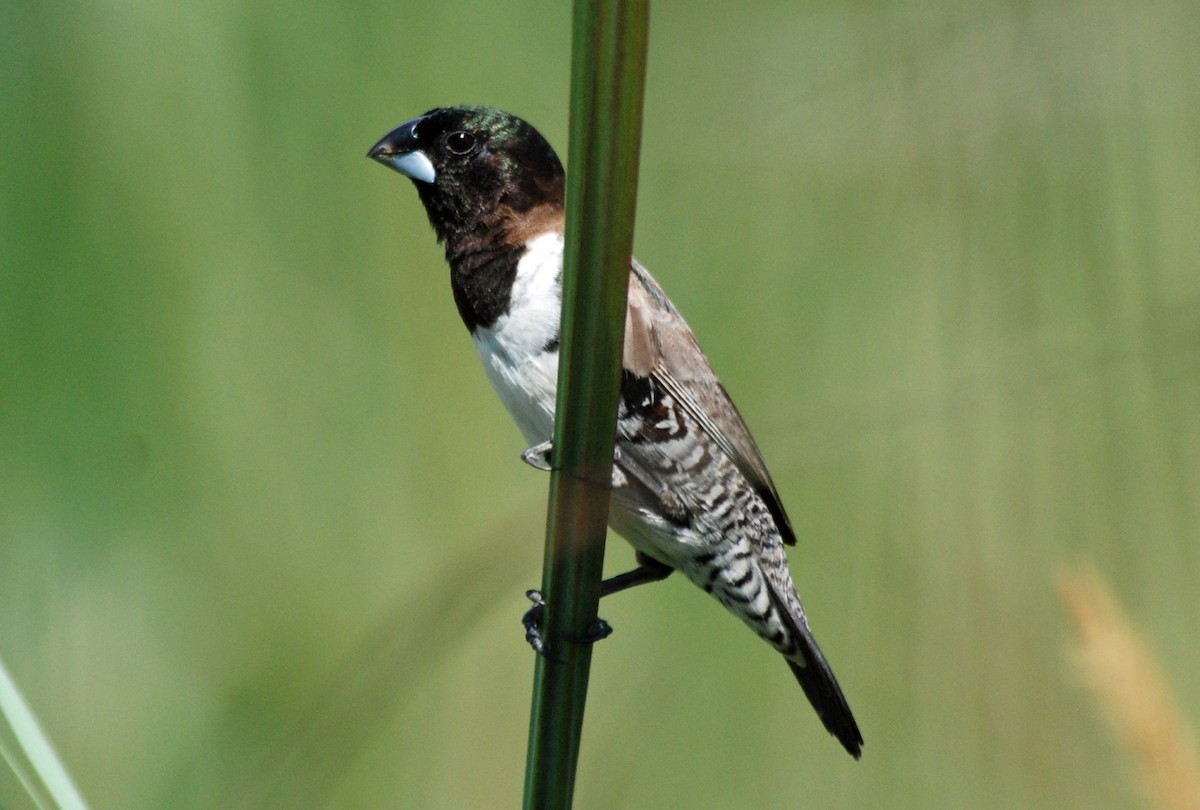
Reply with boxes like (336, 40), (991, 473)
(521, 441), (554, 471)
(522, 589), (612, 658)
(584, 617), (613, 643)
(523, 590), (553, 658)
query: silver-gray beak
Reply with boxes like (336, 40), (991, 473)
(367, 117), (437, 184)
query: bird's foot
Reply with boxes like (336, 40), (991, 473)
(522, 590), (552, 657)
(521, 441), (630, 489)
(520, 441), (554, 471)
(584, 616), (614, 643)
(522, 589), (613, 659)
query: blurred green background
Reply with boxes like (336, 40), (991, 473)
(3, 1), (1198, 807)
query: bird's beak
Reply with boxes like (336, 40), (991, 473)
(367, 117), (437, 184)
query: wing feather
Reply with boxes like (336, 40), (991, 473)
(621, 260), (797, 546)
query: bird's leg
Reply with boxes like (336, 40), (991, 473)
(599, 552), (675, 597)
(523, 553), (674, 657)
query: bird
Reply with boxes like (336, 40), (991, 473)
(367, 106), (863, 758)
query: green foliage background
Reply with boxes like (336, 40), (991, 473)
(3, 2), (1198, 807)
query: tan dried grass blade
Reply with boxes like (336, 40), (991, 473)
(1060, 567), (1200, 810)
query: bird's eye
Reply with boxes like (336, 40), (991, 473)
(446, 131), (477, 155)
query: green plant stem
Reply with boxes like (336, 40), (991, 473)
(521, 1), (650, 808)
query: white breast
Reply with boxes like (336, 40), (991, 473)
(471, 231), (564, 444)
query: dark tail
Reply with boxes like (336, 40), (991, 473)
(786, 624), (863, 759)
(762, 579), (862, 757)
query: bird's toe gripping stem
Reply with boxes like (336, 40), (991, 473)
(521, 441), (629, 488)
(520, 441), (554, 471)
(522, 590), (613, 659)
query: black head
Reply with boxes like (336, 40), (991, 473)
(367, 106), (565, 245)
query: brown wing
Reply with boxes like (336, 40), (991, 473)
(622, 260), (797, 546)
